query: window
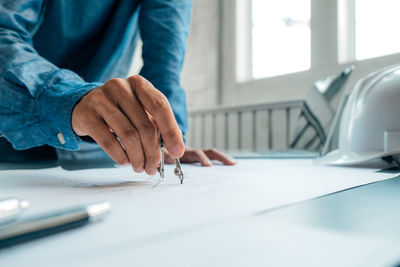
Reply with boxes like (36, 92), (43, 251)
(355, 0), (400, 60)
(252, 0), (311, 79)
(225, 0), (400, 106)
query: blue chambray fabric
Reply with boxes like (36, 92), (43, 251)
(0, 0), (192, 152)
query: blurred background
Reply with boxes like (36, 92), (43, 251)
(131, 0), (400, 153)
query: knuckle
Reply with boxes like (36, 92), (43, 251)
(89, 89), (109, 107)
(105, 78), (125, 89)
(130, 74), (144, 83)
(107, 106), (120, 118)
(89, 88), (104, 100)
(104, 78), (127, 99)
(122, 128), (139, 140)
(153, 95), (170, 112)
(119, 85), (132, 98)
(139, 123), (156, 137)
(127, 75), (143, 90)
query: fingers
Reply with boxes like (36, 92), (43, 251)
(112, 79), (160, 174)
(127, 76), (184, 158)
(181, 149), (212, 167)
(204, 149), (237, 165)
(71, 75), (184, 175)
(86, 117), (129, 166)
(177, 148), (236, 166)
(196, 150), (213, 166)
(99, 101), (148, 173)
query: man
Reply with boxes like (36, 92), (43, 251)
(0, 0), (235, 174)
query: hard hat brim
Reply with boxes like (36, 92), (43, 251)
(315, 148), (400, 166)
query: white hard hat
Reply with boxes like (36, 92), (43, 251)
(316, 64), (400, 166)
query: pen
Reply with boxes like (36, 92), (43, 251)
(0, 202), (111, 248)
(0, 198), (29, 225)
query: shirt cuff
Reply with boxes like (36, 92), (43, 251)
(37, 82), (102, 151)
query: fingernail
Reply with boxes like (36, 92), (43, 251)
(135, 167), (144, 173)
(147, 168), (157, 175)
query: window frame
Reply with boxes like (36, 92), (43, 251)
(219, 0), (400, 106)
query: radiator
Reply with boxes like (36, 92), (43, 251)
(187, 100), (303, 151)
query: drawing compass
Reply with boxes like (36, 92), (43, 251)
(174, 158), (184, 184)
(156, 135), (184, 186)
(157, 135), (165, 180)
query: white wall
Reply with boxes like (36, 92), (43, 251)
(181, 0), (220, 109)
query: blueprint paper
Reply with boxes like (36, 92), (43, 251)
(0, 159), (397, 266)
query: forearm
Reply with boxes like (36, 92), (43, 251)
(0, 29), (100, 150)
(139, 0), (193, 137)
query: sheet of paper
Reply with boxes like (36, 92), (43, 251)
(0, 159), (397, 266)
(47, 215), (400, 267)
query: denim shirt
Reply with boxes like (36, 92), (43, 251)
(0, 0), (192, 151)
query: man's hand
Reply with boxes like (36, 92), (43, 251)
(164, 147), (237, 166)
(71, 75), (185, 175)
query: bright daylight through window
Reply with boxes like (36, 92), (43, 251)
(252, 0), (310, 79)
(355, 0), (400, 60)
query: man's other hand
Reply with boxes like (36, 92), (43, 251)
(164, 147), (237, 166)
(71, 75), (185, 175)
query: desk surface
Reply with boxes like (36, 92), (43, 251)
(260, 171), (400, 240)
(0, 159), (399, 267)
